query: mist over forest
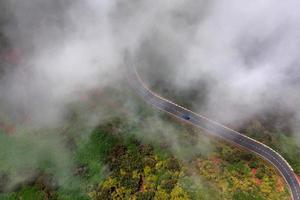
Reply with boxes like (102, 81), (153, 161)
(0, 1), (300, 198)
(1, 0), (300, 137)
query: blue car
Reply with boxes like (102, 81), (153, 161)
(182, 114), (191, 120)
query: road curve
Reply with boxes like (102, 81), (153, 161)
(125, 56), (300, 200)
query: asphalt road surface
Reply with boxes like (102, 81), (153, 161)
(126, 60), (300, 200)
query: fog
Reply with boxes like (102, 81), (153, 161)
(0, 0), (120, 126)
(1, 0), (300, 190)
(173, 1), (300, 128)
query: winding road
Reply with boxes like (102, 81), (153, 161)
(125, 56), (300, 200)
